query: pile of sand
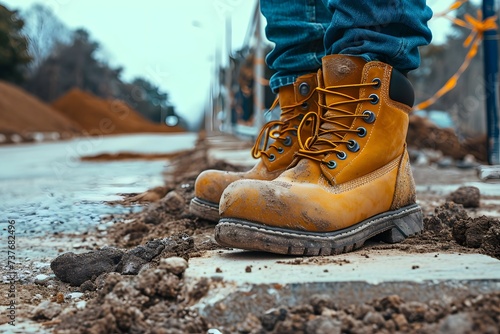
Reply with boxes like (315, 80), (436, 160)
(52, 89), (184, 135)
(0, 81), (82, 142)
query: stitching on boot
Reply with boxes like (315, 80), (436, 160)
(321, 156), (400, 194)
(390, 149), (417, 210)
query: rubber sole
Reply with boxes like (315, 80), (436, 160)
(215, 204), (423, 256)
(189, 197), (220, 222)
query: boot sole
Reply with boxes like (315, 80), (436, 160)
(189, 197), (219, 222)
(215, 204), (423, 256)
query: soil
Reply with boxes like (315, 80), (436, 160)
(407, 115), (488, 162)
(0, 81), (82, 143)
(3, 137), (500, 333)
(52, 89), (184, 136)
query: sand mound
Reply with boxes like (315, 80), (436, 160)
(52, 89), (184, 135)
(0, 81), (82, 140)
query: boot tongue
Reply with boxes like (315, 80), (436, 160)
(317, 55), (367, 144)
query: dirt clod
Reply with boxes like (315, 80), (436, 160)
(51, 247), (124, 286)
(446, 186), (481, 208)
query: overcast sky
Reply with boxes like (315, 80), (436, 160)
(2, 0), (479, 128)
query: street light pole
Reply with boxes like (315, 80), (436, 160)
(483, 0), (500, 164)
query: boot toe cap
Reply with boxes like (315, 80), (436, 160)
(194, 169), (244, 204)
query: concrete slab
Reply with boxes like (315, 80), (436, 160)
(478, 165), (500, 181)
(187, 250), (500, 285)
(186, 250), (500, 327)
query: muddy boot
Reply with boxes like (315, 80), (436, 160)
(215, 55), (423, 255)
(189, 73), (319, 221)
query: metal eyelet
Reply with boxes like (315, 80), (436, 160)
(277, 147), (284, 154)
(347, 139), (360, 152)
(326, 160), (337, 169)
(369, 94), (379, 105)
(362, 111), (376, 124)
(298, 114), (304, 121)
(283, 136), (293, 147)
(292, 126), (298, 136)
(336, 151), (347, 160)
(268, 154), (276, 162)
(357, 127), (367, 137)
(372, 78), (381, 89)
(301, 102), (309, 110)
(299, 82), (310, 96)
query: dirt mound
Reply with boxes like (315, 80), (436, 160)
(407, 115), (487, 162)
(0, 81), (82, 141)
(52, 89), (184, 135)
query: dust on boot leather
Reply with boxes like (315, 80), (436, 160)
(216, 55), (423, 255)
(189, 73), (319, 221)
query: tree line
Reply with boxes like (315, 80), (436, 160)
(0, 3), (181, 125)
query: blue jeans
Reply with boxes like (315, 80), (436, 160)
(261, 0), (433, 92)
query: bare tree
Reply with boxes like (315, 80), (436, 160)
(21, 3), (70, 73)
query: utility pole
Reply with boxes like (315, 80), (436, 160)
(483, 0), (500, 164)
(225, 16), (233, 133)
(253, 1), (265, 135)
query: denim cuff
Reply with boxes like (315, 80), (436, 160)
(269, 75), (298, 93)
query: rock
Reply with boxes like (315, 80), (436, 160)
(159, 257), (188, 275)
(66, 292), (84, 300)
(400, 301), (428, 322)
(207, 329), (223, 334)
(31, 301), (62, 320)
(310, 294), (337, 314)
(34, 274), (51, 285)
(363, 311), (385, 326)
(51, 247), (124, 286)
(436, 313), (474, 334)
(306, 316), (342, 334)
(76, 300), (87, 310)
(260, 307), (287, 331)
(392, 313), (408, 331)
(447, 186), (480, 208)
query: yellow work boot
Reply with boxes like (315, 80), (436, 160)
(215, 55), (422, 255)
(189, 73), (319, 221)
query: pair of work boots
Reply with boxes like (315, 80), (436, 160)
(190, 55), (423, 256)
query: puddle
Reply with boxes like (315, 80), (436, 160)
(0, 133), (197, 239)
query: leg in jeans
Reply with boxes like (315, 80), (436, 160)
(215, 1), (435, 255)
(322, 0), (433, 72)
(261, 0), (332, 92)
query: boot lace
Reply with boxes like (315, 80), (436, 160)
(296, 81), (379, 165)
(251, 96), (310, 160)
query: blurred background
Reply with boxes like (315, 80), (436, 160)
(0, 0), (498, 162)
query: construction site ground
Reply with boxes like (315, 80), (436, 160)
(1, 132), (499, 334)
